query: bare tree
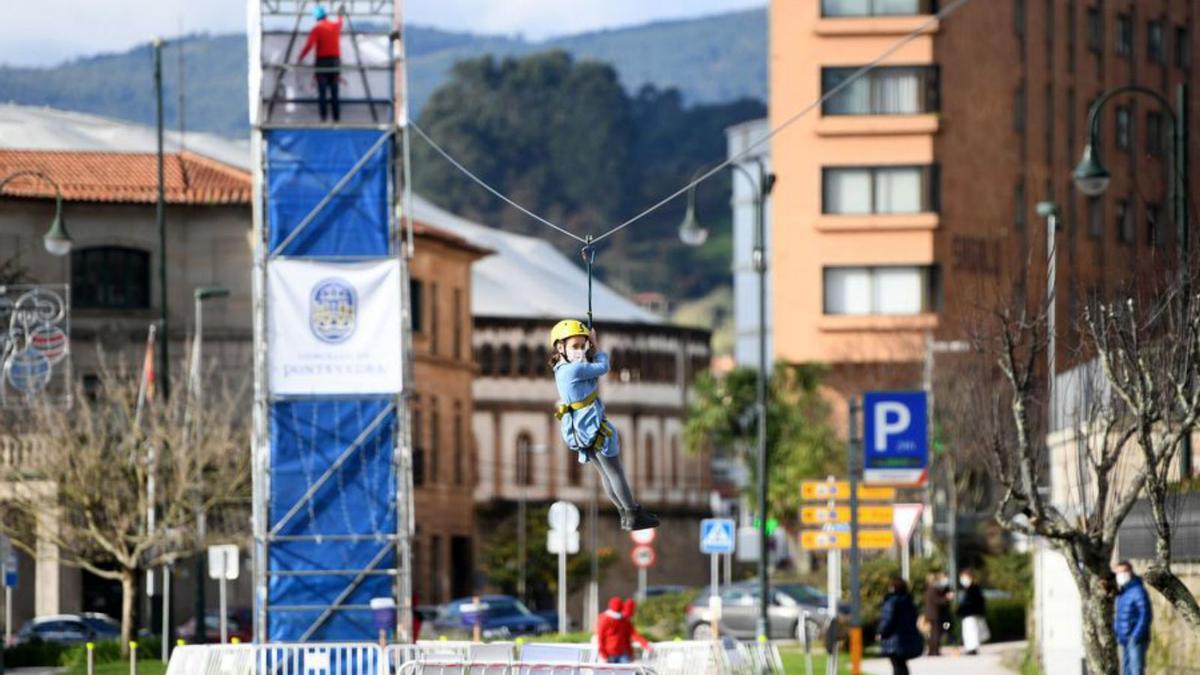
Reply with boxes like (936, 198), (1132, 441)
(0, 362), (249, 652)
(947, 276), (1200, 674)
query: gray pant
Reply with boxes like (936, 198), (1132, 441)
(584, 450), (637, 512)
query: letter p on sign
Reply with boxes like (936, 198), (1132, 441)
(873, 401), (911, 452)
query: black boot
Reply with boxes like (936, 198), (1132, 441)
(619, 509), (634, 531)
(629, 506), (659, 531)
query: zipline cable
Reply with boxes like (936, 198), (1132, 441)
(407, 0), (976, 248)
(409, 122), (588, 244)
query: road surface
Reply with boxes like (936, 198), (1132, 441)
(861, 641), (1025, 675)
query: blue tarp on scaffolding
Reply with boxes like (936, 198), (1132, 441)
(264, 128), (396, 642)
(266, 129), (391, 257)
(268, 399), (396, 641)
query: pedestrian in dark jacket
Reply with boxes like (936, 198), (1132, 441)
(923, 572), (951, 656)
(956, 569), (988, 654)
(1113, 561), (1152, 675)
(877, 577), (923, 675)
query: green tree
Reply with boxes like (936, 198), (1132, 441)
(480, 505), (617, 611)
(684, 363), (841, 526)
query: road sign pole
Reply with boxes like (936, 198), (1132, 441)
(219, 574), (228, 643)
(638, 567), (647, 601)
(558, 528), (567, 635)
(848, 398), (862, 675)
(724, 551), (732, 587)
(826, 550), (839, 617)
(901, 540), (910, 583)
(4, 580), (9, 645)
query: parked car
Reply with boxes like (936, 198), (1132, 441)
(685, 581), (839, 641)
(13, 615), (96, 645)
(79, 612), (121, 639)
(430, 595), (553, 639)
(642, 584), (690, 599)
(178, 609), (254, 643)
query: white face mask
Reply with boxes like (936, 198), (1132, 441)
(1116, 572), (1132, 588)
(566, 348), (588, 364)
(959, 576), (971, 588)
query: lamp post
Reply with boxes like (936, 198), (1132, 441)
(189, 286), (229, 644)
(1072, 83), (1189, 476)
(680, 158), (775, 640)
(0, 171), (73, 257)
(154, 37), (171, 402)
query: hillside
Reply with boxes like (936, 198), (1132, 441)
(0, 9), (766, 137)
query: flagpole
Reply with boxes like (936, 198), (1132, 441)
(134, 323), (159, 643)
(135, 324), (157, 427)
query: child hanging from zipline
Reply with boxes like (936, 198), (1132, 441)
(550, 319), (659, 531)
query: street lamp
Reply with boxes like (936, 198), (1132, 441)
(1072, 83), (1189, 475)
(0, 171), (73, 256)
(189, 285), (229, 644)
(679, 157), (775, 640)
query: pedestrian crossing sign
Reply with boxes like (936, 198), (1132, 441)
(700, 518), (736, 554)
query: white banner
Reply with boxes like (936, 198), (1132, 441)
(268, 259), (403, 395)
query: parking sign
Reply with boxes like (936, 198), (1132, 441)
(863, 391), (928, 485)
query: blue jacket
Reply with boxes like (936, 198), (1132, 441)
(878, 591), (924, 659)
(1114, 576), (1152, 644)
(554, 352), (619, 458)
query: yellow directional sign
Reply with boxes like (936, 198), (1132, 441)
(800, 529), (896, 550)
(800, 505), (894, 526)
(800, 481), (897, 502)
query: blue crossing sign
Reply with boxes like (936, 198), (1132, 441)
(863, 391), (928, 486)
(700, 518), (736, 554)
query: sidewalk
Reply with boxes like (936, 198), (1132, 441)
(861, 641), (1026, 675)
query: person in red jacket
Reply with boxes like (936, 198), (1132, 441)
(617, 598), (652, 661)
(298, 5), (344, 122)
(594, 597), (626, 663)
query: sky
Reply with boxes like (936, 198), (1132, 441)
(0, 0), (765, 67)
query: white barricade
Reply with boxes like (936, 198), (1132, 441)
(256, 643), (385, 675)
(642, 641), (726, 675)
(395, 662), (655, 675)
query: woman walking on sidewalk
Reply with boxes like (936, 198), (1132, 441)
(877, 577), (924, 675)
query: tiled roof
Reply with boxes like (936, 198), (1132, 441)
(0, 149), (251, 205)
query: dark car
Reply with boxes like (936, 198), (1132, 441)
(685, 581), (839, 641)
(643, 584), (689, 599)
(178, 609), (254, 643)
(431, 596), (553, 640)
(13, 615), (95, 645)
(80, 612), (121, 639)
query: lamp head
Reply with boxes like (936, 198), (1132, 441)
(1073, 144), (1112, 197)
(677, 190), (709, 247)
(43, 210), (71, 256)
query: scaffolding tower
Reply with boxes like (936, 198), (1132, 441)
(248, 0), (414, 642)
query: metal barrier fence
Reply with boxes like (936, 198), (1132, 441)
(165, 639), (769, 675)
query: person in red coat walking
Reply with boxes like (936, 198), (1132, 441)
(594, 597), (626, 663)
(616, 598), (652, 662)
(298, 5), (344, 122)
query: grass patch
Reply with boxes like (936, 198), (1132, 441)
(64, 659), (169, 675)
(778, 645), (852, 675)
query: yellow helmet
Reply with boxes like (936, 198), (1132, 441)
(549, 319), (589, 346)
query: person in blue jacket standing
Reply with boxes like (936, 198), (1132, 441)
(877, 577), (924, 675)
(549, 319), (658, 531)
(1113, 560), (1152, 675)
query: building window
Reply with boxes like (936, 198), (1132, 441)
(1087, 197), (1103, 239)
(429, 397), (440, 484)
(516, 345), (531, 376)
(497, 345), (512, 375)
(71, 247), (150, 309)
(823, 266), (939, 315)
(1116, 199), (1134, 244)
(412, 403), (425, 486)
(1044, 85), (1054, 166)
(452, 288), (463, 360)
(477, 344), (494, 375)
(820, 0), (932, 17)
(1115, 106), (1132, 151)
(1014, 180), (1027, 230)
(1086, 8), (1102, 53)
(453, 401), (465, 486)
(1177, 27), (1191, 69)
(1146, 111), (1165, 156)
(1042, 0), (1052, 48)
(1148, 21), (1165, 64)
(1146, 203), (1164, 248)
(1014, 82), (1026, 132)
(409, 279), (423, 332)
(821, 66), (939, 115)
(430, 535), (442, 603)
(670, 436), (680, 489)
(429, 282), (439, 355)
(516, 432), (534, 486)
(567, 450), (582, 486)
(644, 436), (655, 487)
(1066, 0), (1076, 71)
(822, 165), (937, 214)
(1014, 0), (1026, 38)
(1116, 14), (1132, 57)
(536, 346), (549, 372)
